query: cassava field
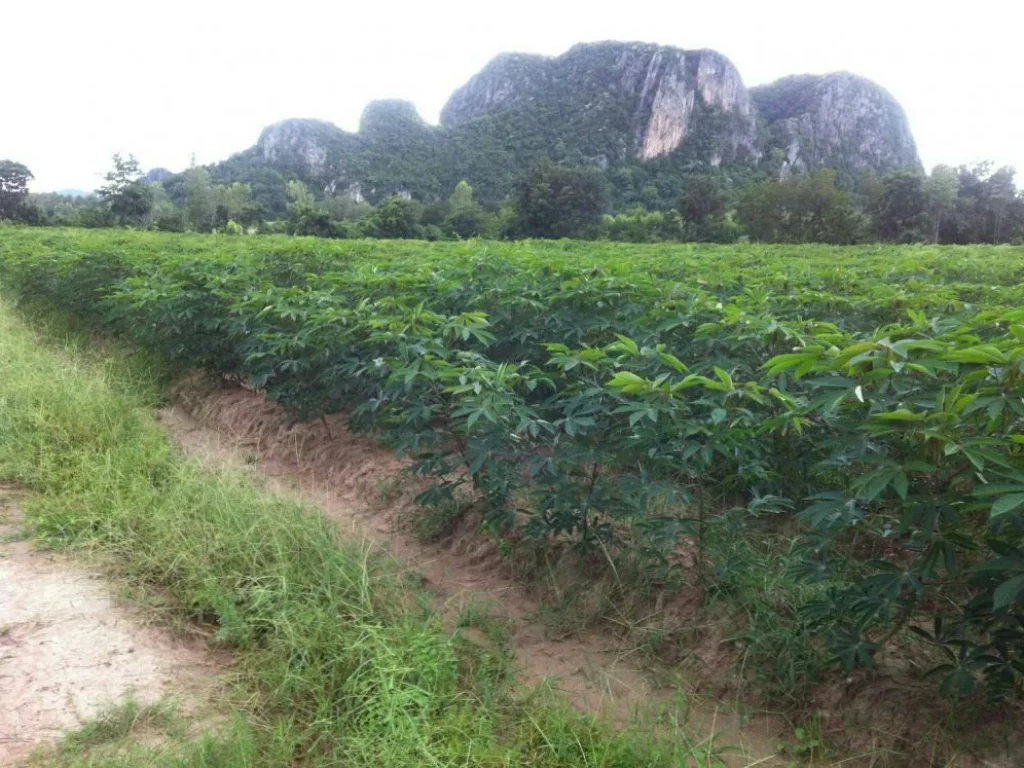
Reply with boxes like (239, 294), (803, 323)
(2, 226), (1024, 766)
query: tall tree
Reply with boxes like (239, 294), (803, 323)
(183, 165), (216, 231)
(0, 160), (34, 220)
(678, 175), (728, 241)
(98, 154), (152, 227)
(216, 182), (259, 229)
(986, 166), (1017, 243)
(285, 179), (335, 238)
(366, 196), (421, 239)
(940, 164), (1022, 244)
(443, 179), (491, 238)
(286, 179), (316, 208)
(512, 161), (608, 239)
(873, 171), (927, 242)
(448, 179), (474, 211)
(149, 183), (183, 231)
(923, 165), (959, 243)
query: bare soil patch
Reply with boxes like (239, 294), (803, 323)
(0, 491), (222, 765)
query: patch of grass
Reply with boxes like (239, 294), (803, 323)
(704, 525), (827, 706)
(505, 536), (687, 653)
(374, 475), (405, 506)
(31, 699), (276, 767)
(775, 712), (828, 764)
(452, 597), (517, 701)
(0, 294), (723, 766)
(456, 597), (502, 632)
(58, 699), (180, 751)
(0, 527), (31, 543)
(411, 498), (467, 541)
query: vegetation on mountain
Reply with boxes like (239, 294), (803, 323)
(750, 73), (921, 185)
(135, 42), (920, 218)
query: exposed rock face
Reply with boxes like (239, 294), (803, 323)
(631, 48), (757, 161)
(344, 183), (365, 203)
(248, 107), (440, 204)
(143, 168), (172, 183)
(257, 118), (342, 178)
(442, 43), (920, 177)
(751, 73), (920, 178)
(441, 42), (760, 164)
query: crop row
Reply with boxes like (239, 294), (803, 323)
(3, 227), (1024, 699)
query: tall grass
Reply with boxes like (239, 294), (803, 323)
(0, 296), (720, 766)
(704, 524), (827, 706)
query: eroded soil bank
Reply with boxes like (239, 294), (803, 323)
(159, 377), (797, 766)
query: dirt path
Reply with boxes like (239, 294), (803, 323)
(159, 377), (788, 765)
(0, 490), (222, 765)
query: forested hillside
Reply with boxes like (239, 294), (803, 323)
(196, 41), (922, 215)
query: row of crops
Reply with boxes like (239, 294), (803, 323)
(3, 227), (1024, 700)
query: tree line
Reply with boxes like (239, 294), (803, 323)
(2, 154), (1022, 245)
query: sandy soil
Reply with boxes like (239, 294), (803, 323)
(0, 492), (221, 765)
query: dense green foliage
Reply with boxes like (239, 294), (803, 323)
(677, 175), (734, 242)
(510, 161), (609, 239)
(0, 159), (34, 221)
(736, 170), (865, 244)
(98, 154), (153, 227)
(5, 227), (1024, 704)
(20, 191), (111, 227)
(873, 170), (928, 242)
(192, 106), (763, 219)
(0, 295), (715, 767)
(13, 153), (1023, 248)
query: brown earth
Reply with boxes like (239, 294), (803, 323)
(0, 490), (223, 765)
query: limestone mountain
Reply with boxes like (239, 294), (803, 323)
(440, 42), (760, 165)
(143, 168), (172, 184)
(751, 73), (921, 182)
(195, 40), (920, 215)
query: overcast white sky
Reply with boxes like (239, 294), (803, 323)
(6, 0), (1022, 191)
